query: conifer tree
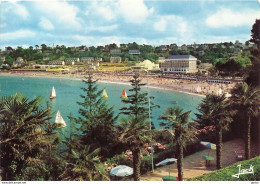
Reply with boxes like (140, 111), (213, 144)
(119, 74), (158, 181)
(76, 74), (117, 156)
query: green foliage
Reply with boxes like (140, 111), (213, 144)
(189, 156), (260, 181)
(61, 146), (109, 181)
(0, 93), (59, 180)
(76, 74), (118, 157)
(230, 83), (260, 159)
(120, 74), (158, 122)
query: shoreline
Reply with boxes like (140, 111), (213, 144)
(0, 71), (237, 97)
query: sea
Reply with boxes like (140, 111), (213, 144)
(0, 75), (204, 129)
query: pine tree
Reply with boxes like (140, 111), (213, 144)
(120, 74), (158, 123)
(76, 74), (118, 156)
(119, 74), (158, 181)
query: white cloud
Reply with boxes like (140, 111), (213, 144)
(153, 15), (188, 34)
(119, 0), (153, 24)
(34, 0), (82, 29)
(154, 18), (166, 31)
(3, 2), (29, 20)
(87, 24), (118, 32)
(206, 8), (260, 28)
(96, 6), (115, 21)
(1, 30), (36, 41)
(39, 17), (54, 31)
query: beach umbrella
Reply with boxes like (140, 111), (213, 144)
(200, 141), (216, 150)
(155, 158), (177, 166)
(156, 158), (177, 177)
(225, 92), (232, 98)
(110, 165), (133, 177)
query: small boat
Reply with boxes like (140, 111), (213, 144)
(55, 110), (66, 128)
(171, 101), (177, 104)
(121, 89), (128, 99)
(49, 86), (56, 99)
(102, 89), (108, 98)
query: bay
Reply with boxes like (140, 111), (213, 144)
(0, 75), (204, 129)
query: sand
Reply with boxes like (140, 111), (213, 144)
(0, 71), (237, 97)
(141, 138), (259, 181)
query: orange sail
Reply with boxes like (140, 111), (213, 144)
(121, 89), (128, 99)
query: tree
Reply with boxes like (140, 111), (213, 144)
(195, 94), (233, 169)
(76, 74), (118, 157)
(249, 19), (260, 52)
(118, 116), (151, 181)
(0, 93), (58, 180)
(41, 44), (47, 51)
(230, 83), (260, 160)
(61, 146), (109, 181)
(120, 74), (158, 123)
(159, 107), (197, 181)
(119, 74), (158, 180)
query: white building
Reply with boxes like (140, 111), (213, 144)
(160, 55), (198, 73)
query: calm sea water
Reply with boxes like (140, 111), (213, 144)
(0, 75), (203, 129)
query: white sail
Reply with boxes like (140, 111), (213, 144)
(52, 86), (56, 97)
(55, 110), (66, 128)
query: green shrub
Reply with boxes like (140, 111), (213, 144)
(189, 156), (260, 181)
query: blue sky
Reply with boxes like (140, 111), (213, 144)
(0, 0), (259, 49)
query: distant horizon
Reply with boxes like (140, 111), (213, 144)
(1, 0), (259, 50)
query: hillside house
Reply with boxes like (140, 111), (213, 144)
(129, 50), (141, 55)
(110, 57), (121, 63)
(5, 47), (13, 54)
(233, 48), (242, 55)
(198, 63), (212, 75)
(160, 55), (198, 73)
(13, 57), (24, 67)
(43, 57), (50, 62)
(81, 57), (94, 64)
(110, 49), (121, 55)
(65, 58), (80, 63)
(180, 45), (188, 51)
(0, 56), (6, 63)
(48, 61), (65, 65)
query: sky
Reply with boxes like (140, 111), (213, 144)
(0, 0), (260, 49)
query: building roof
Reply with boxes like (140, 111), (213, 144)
(167, 55), (197, 60)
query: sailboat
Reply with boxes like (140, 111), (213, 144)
(55, 110), (66, 128)
(49, 86), (56, 99)
(121, 89), (128, 99)
(102, 89), (108, 98)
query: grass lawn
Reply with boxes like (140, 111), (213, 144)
(98, 62), (132, 72)
(189, 156), (260, 181)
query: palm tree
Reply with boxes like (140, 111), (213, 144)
(159, 107), (197, 181)
(195, 94), (233, 169)
(230, 83), (260, 159)
(61, 146), (109, 181)
(0, 93), (55, 180)
(118, 115), (152, 181)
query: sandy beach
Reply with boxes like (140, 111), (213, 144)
(0, 71), (237, 97)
